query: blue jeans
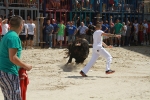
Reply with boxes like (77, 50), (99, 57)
(68, 34), (75, 43)
(49, 34), (52, 47)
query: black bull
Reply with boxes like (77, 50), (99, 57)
(65, 38), (89, 64)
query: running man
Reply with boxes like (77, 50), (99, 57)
(80, 24), (119, 77)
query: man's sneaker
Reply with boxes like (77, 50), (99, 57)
(80, 70), (87, 77)
(106, 70), (115, 74)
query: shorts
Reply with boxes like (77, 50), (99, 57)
(52, 34), (57, 39)
(0, 71), (22, 100)
(27, 34), (34, 40)
(57, 35), (64, 41)
(19, 35), (26, 41)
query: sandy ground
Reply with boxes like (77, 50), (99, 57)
(0, 46), (150, 100)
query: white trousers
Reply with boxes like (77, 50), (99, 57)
(82, 47), (112, 74)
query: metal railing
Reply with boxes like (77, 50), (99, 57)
(0, 0), (38, 8)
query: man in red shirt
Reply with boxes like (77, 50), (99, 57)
(0, 18), (2, 40)
(148, 21), (150, 45)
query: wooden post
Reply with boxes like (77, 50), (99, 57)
(40, 14), (44, 48)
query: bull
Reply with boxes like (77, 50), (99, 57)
(65, 38), (89, 64)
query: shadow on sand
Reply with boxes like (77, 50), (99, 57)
(121, 46), (150, 57)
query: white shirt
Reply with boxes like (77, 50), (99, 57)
(133, 23), (138, 33)
(27, 23), (36, 35)
(143, 23), (148, 33)
(20, 24), (28, 35)
(2, 24), (9, 35)
(93, 30), (104, 48)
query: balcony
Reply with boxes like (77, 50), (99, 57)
(0, 0), (39, 9)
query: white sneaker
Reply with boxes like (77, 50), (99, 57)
(48, 47), (52, 49)
(119, 45), (121, 47)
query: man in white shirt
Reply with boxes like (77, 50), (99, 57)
(1, 19), (9, 37)
(19, 20), (28, 49)
(80, 24), (119, 77)
(143, 20), (148, 45)
(133, 20), (138, 45)
(27, 19), (36, 49)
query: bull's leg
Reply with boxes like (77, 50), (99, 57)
(67, 55), (73, 64)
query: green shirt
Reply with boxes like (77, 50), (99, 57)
(0, 31), (22, 76)
(58, 24), (66, 36)
(114, 23), (123, 34)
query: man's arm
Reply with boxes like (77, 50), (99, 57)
(102, 32), (120, 37)
(9, 48), (32, 71)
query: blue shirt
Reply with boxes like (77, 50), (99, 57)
(105, 24), (109, 33)
(101, 24), (107, 32)
(68, 25), (76, 35)
(52, 23), (58, 33)
(78, 26), (88, 34)
(45, 24), (54, 34)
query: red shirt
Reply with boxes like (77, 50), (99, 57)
(109, 0), (114, 4)
(0, 23), (2, 35)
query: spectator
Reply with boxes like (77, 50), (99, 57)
(109, 0), (114, 11)
(102, 0), (107, 12)
(66, 21), (70, 44)
(133, 20), (138, 45)
(90, 0), (94, 10)
(130, 22), (135, 44)
(126, 21), (131, 46)
(77, 22), (88, 39)
(68, 21), (77, 44)
(114, 19), (123, 47)
(138, 21), (144, 45)
(52, 19), (58, 48)
(87, 22), (95, 44)
(57, 20), (65, 48)
(19, 20), (28, 50)
(101, 21), (108, 45)
(26, 19), (36, 49)
(1, 19), (9, 37)
(109, 21), (114, 46)
(121, 22), (127, 46)
(104, 20), (109, 45)
(45, 19), (54, 49)
(143, 20), (148, 45)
